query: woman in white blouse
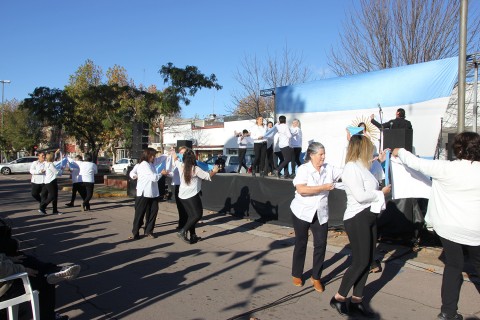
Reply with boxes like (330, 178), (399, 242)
(330, 134), (390, 318)
(393, 132), (480, 320)
(290, 119), (303, 177)
(174, 149), (219, 244)
(290, 142), (341, 292)
(39, 150), (62, 215)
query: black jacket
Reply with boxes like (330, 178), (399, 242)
(371, 117), (412, 130)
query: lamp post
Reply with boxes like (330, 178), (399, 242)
(1, 80), (11, 163)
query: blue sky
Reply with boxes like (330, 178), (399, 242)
(1, 0), (351, 118)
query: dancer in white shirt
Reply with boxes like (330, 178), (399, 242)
(289, 119), (303, 177)
(276, 115), (292, 179)
(393, 132), (480, 320)
(78, 154), (98, 211)
(237, 129), (253, 173)
(330, 134), (390, 318)
(173, 149), (219, 244)
(290, 142), (341, 292)
(39, 150), (62, 215)
(29, 152), (46, 210)
(250, 116), (267, 177)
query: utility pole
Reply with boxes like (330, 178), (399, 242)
(457, 0), (468, 133)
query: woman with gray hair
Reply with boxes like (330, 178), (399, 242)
(289, 142), (342, 292)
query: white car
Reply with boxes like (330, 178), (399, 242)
(111, 158), (137, 174)
(0, 156), (38, 175)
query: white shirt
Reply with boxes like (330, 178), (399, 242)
(276, 123), (292, 148)
(30, 160), (45, 184)
(398, 149), (480, 246)
(176, 159), (211, 199)
(78, 161), (98, 183)
(250, 125), (267, 143)
(273, 133), (281, 152)
(290, 126), (302, 148)
(342, 160), (385, 220)
(135, 161), (161, 198)
(290, 162), (342, 224)
(129, 163), (140, 180)
(67, 159), (81, 183)
(44, 162), (61, 184)
(237, 135), (253, 149)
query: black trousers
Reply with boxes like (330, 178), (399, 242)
(338, 207), (377, 297)
(174, 185), (188, 229)
(291, 147), (302, 174)
(81, 182), (94, 209)
(70, 182), (85, 204)
(274, 151), (284, 173)
(237, 148), (248, 172)
(180, 193), (203, 236)
(439, 236), (480, 316)
(132, 195), (159, 236)
(40, 180), (58, 213)
(291, 213), (328, 280)
(31, 183), (44, 204)
(277, 146), (292, 176)
(0, 255), (59, 320)
(253, 142), (267, 173)
(265, 145), (275, 173)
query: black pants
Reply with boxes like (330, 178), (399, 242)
(70, 182), (85, 204)
(291, 213), (328, 280)
(180, 193), (203, 236)
(237, 148), (248, 173)
(439, 236), (480, 316)
(81, 182), (94, 209)
(274, 151), (284, 173)
(132, 195), (159, 236)
(0, 255), (59, 320)
(265, 145), (275, 173)
(277, 146), (292, 176)
(31, 183), (44, 204)
(253, 142), (267, 173)
(40, 180), (58, 213)
(174, 185), (188, 229)
(338, 207), (377, 298)
(291, 147), (302, 174)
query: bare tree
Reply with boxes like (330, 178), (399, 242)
(329, 0), (480, 76)
(230, 45), (313, 118)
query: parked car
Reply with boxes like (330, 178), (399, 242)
(0, 156), (38, 175)
(204, 155), (254, 173)
(97, 157), (113, 174)
(111, 158), (137, 174)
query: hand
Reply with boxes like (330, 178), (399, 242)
(25, 268), (38, 277)
(377, 149), (391, 162)
(392, 148), (401, 157)
(324, 183), (335, 191)
(212, 165), (220, 173)
(161, 169), (168, 176)
(370, 114), (375, 120)
(382, 185), (391, 195)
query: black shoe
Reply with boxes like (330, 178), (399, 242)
(330, 297), (348, 316)
(38, 209), (47, 215)
(260, 171), (265, 178)
(190, 234), (202, 244)
(289, 174), (295, 179)
(176, 230), (190, 244)
(437, 312), (463, 320)
(65, 202), (74, 207)
(349, 301), (375, 318)
(370, 259), (382, 273)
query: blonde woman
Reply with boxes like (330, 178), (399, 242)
(39, 150), (62, 215)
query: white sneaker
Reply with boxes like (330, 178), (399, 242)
(46, 264), (81, 284)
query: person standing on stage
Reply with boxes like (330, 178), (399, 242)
(290, 119), (303, 178)
(174, 149), (219, 244)
(276, 115), (292, 179)
(290, 142), (341, 292)
(65, 155), (84, 208)
(78, 154), (97, 211)
(370, 108), (412, 130)
(250, 116), (267, 177)
(393, 132), (480, 320)
(330, 134), (390, 318)
(39, 150), (63, 215)
(129, 148), (163, 240)
(237, 129), (253, 173)
(265, 121), (276, 176)
(29, 152), (46, 211)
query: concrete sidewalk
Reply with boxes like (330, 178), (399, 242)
(1, 175), (479, 319)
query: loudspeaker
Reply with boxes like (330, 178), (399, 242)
(383, 129), (413, 152)
(176, 140), (193, 152)
(132, 122), (149, 160)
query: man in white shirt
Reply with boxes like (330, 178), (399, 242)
(78, 154), (98, 211)
(29, 152), (46, 208)
(276, 115), (293, 178)
(65, 155), (84, 208)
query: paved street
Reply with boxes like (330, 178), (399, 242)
(1, 174), (479, 319)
